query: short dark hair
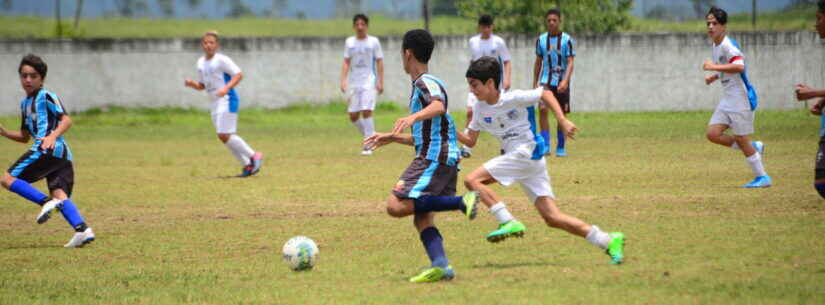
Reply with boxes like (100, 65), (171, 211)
(707, 6), (728, 25)
(819, 0), (825, 14)
(402, 29), (435, 64)
(546, 8), (561, 18)
(466, 57), (501, 90)
(478, 14), (494, 26)
(353, 13), (369, 25)
(19, 54), (47, 79)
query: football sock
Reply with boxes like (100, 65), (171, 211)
(420, 227), (449, 268)
(541, 130), (551, 149)
(226, 135), (255, 166)
(413, 195), (465, 213)
(556, 129), (566, 149)
(815, 183), (825, 199)
(362, 117), (375, 138)
(352, 118), (365, 137)
(585, 225), (611, 249)
(9, 179), (48, 206)
(59, 199), (86, 232)
(490, 202), (514, 224)
(746, 152), (767, 177)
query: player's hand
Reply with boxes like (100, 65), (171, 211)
(38, 135), (56, 151)
(558, 80), (569, 93)
(559, 119), (577, 140)
(216, 87), (228, 97)
(376, 82), (384, 95)
(811, 98), (825, 116)
(796, 83), (816, 100)
(392, 115), (416, 135)
(184, 79), (198, 88)
(340, 81), (348, 93)
(702, 60), (715, 71)
(704, 74), (717, 85)
(364, 132), (394, 150)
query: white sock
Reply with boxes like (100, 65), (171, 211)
(362, 117), (375, 137)
(730, 142), (741, 150)
(226, 135), (255, 166)
(352, 119), (365, 137)
(490, 202), (515, 224)
(585, 225), (611, 249)
(746, 152), (767, 177)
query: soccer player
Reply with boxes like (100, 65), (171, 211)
(185, 31), (263, 177)
(532, 8), (575, 157)
(703, 7), (771, 188)
(0, 54), (94, 248)
(364, 29), (479, 282)
(461, 14), (512, 158)
(340, 14), (384, 155)
(459, 57), (625, 265)
(793, 0), (825, 198)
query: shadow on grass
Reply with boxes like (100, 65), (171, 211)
(471, 261), (561, 269)
(0, 243), (63, 250)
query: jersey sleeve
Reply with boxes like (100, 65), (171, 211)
(535, 36), (544, 56)
(372, 38), (384, 59)
(497, 37), (512, 62)
(566, 37), (576, 57)
(219, 55), (242, 76)
(506, 88), (543, 109)
(343, 38), (352, 59)
(416, 78), (447, 108)
(43, 92), (66, 119)
(725, 43), (745, 65)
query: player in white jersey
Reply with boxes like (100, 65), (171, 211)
(703, 7), (771, 188)
(340, 14), (384, 155)
(185, 31), (263, 177)
(461, 14), (511, 159)
(458, 57), (625, 265)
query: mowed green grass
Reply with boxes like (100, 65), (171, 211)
(0, 105), (822, 305)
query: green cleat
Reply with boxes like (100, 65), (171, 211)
(606, 232), (625, 265)
(408, 266), (454, 283)
(485, 220), (526, 243)
(462, 191), (479, 221)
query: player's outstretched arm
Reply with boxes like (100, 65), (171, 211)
(0, 124), (30, 143)
(796, 84), (825, 101)
(456, 129), (480, 148)
(540, 90), (577, 139)
(702, 60), (744, 74)
(391, 100), (446, 135)
(364, 132), (413, 150)
(184, 79), (205, 91)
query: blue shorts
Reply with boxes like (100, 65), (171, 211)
(8, 151), (74, 196)
(392, 157), (457, 199)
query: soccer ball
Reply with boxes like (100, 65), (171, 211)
(282, 236), (319, 271)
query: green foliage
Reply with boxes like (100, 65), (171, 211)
(456, 0), (633, 34)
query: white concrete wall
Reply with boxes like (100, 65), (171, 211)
(0, 31), (821, 115)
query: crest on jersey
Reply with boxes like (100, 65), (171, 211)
(483, 117), (492, 124)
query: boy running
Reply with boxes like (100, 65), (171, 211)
(533, 8), (575, 157)
(461, 14), (512, 158)
(185, 31), (263, 177)
(703, 7), (771, 188)
(365, 29), (479, 282)
(0, 54), (95, 248)
(460, 57), (624, 264)
(341, 14), (384, 155)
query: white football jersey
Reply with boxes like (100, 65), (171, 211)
(468, 88), (544, 158)
(712, 36), (749, 112)
(344, 35), (383, 89)
(469, 34), (511, 62)
(196, 53), (242, 102)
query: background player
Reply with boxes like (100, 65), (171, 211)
(703, 7), (771, 188)
(793, 0), (825, 198)
(0, 54), (94, 248)
(364, 29), (479, 283)
(459, 57), (624, 264)
(185, 31), (263, 177)
(533, 8), (575, 157)
(461, 14), (511, 158)
(340, 14), (384, 155)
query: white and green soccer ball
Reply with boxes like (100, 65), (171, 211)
(282, 236), (319, 271)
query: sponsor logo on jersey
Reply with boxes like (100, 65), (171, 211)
(484, 117), (492, 124)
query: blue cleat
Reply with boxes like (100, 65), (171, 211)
(743, 175), (772, 188)
(752, 141), (764, 155)
(555, 147), (567, 157)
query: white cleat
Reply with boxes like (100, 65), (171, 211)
(36, 198), (62, 224)
(64, 228), (95, 248)
(360, 149), (373, 156)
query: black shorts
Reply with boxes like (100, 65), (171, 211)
(543, 85), (571, 114)
(817, 136), (825, 179)
(392, 157), (457, 199)
(7, 151), (74, 197)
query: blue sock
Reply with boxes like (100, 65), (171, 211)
(816, 183), (825, 199)
(541, 130), (551, 149)
(59, 199), (86, 231)
(420, 227), (449, 268)
(414, 195), (465, 213)
(9, 179), (48, 205)
(556, 129), (566, 149)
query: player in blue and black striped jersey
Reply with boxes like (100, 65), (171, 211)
(365, 29), (479, 283)
(0, 54), (94, 248)
(795, 0), (825, 199)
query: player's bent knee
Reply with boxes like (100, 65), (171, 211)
(0, 173), (14, 189)
(386, 206), (406, 218)
(217, 133), (231, 143)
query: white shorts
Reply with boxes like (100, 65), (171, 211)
(347, 87), (377, 113)
(466, 92), (479, 108)
(211, 98), (237, 134)
(708, 108), (754, 136)
(483, 152), (555, 202)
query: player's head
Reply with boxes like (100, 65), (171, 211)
(18, 54), (47, 96)
(816, 0), (825, 38)
(201, 31), (220, 57)
(706, 7), (727, 41)
(545, 8), (562, 34)
(466, 57), (502, 101)
(353, 14), (369, 37)
(401, 29), (435, 73)
(478, 14), (494, 37)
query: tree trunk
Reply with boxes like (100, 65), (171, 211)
(55, 0), (62, 38)
(74, 0), (84, 30)
(422, 0), (430, 31)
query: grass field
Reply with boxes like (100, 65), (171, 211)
(0, 6), (817, 39)
(0, 104), (823, 305)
